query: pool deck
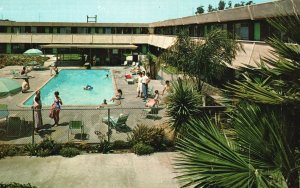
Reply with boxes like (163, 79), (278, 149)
(0, 65), (168, 144)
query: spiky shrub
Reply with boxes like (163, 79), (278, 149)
(166, 78), (202, 136)
(0, 145), (21, 159)
(175, 104), (297, 188)
(0, 182), (37, 188)
(128, 124), (167, 151)
(60, 147), (80, 158)
(97, 140), (112, 154)
(132, 143), (155, 156)
(25, 139), (62, 157)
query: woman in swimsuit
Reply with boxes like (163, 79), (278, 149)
(52, 91), (63, 127)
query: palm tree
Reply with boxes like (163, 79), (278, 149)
(160, 29), (242, 91)
(175, 103), (298, 187)
(175, 10), (300, 188)
(142, 52), (160, 79)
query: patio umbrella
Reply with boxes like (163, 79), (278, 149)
(23, 49), (43, 56)
(0, 78), (22, 98)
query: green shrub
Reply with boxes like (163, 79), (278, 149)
(112, 140), (131, 150)
(60, 147), (80, 158)
(132, 143), (155, 155)
(0, 182), (37, 188)
(97, 140), (112, 154)
(25, 139), (62, 157)
(128, 124), (167, 151)
(24, 144), (38, 156)
(0, 54), (49, 67)
(0, 145), (22, 159)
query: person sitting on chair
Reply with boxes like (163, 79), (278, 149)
(145, 90), (159, 107)
(21, 66), (31, 75)
(97, 99), (108, 108)
(111, 89), (123, 102)
(22, 78), (30, 93)
(84, 85), (93, 90)
(51, 65), (59, 76)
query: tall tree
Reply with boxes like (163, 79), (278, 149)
(195, 6), (205, 14)
(207, 4), (214, 12)
(160, 29), (241, 91)
(234, 1), (245, 7)
(143, 52), (160, 79)
(218, 0), (226, 10)
(226, 0), (232, 9)
(175, 9), (300, 188)
(246, 1), (254, 5)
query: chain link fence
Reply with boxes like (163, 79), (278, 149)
(0, 106), (227, 145)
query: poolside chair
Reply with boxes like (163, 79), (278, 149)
(102, 114), (129, 129)
(143, 105), (163, 120)
(147, 86), (155, 98)
(11, 70), (33, 79)
(121, 61), (128, 66)
(68, 120), (85, 141)
(0, 104), (9, 137)
(10, 70), (28, 79)
(0, 104), (9, 120)
(6, 116), (24, 137)
(31, 65), (49, 71)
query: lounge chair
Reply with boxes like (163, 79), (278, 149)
(121, 61), (128, 66)
(11, 70), (33, 79)
(143, 106), (163, 120)
(68, 120), (85, 141)
(0, 104), (9, 120)
(32, 65), (49, 71)
(0, 104), (9, 136)
(102, 114), (129, 129)
(147, 86), (154, 98)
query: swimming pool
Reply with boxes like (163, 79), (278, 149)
(23, 69), (114, 106)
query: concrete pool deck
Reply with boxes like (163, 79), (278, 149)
(0, 65), (169, 144)
(0, 152), (180, 188)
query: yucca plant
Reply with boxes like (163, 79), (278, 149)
(175, 103), (298, 188)
(166, 78), (202, 136)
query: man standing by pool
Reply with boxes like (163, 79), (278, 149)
(141, 72), (150, 101)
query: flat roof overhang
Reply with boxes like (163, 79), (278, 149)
(40, 44), (138, 50)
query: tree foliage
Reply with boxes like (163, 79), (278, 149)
(218, 0), (226, 10)
(226, 1), (232, 9)
(160, 29), (242, 91)
(175, 104), (296, 188)
(166, 78), (202, 136)
(195, 6), (204, 14)
(175, 6), (300, 188)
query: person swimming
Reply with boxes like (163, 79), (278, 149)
(84, 85), (93, 90)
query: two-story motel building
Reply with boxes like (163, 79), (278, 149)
(0, 0), (299, 67)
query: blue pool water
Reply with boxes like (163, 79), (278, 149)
(23, 69), (114, 106)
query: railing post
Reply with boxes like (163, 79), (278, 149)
(31, 107), (35, 145)
(107, 108), (111, 143)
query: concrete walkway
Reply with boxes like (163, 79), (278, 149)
(0, 152), (180, 188)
